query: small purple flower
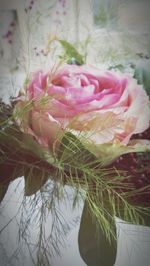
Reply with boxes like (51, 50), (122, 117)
(6, 31), (12, 38)
(10, 22), (15, 27)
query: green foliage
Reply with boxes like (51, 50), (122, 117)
(58, 39), (85, 65)
(0, 100), (150, 262)
(134, 61), (150, 96)
(57, 131), (150, 241)
(24, 166), (49, 196)
(94, 2), (117, 29)
(78, 200), (117, 266)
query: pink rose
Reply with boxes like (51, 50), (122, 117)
(15, 65), (150, 157)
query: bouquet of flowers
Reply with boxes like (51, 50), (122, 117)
(0, 41), (150, 265)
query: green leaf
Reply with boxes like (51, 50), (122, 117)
(109, 64), (124, 71)
(134, 61), (150, 97)
(0, 161), (23, 203)
(0, 181), (9, 203)
(83, 139), (150, 166)
(78, 201), (150, 266)
(58, 40), (85, 65)
(58, 132), (98, 168)
(24, 167), (49, 196)
(78, 200), (117, 266)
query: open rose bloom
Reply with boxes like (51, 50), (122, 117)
(15, 64), (150, 163)
(1, 63), (149, 266)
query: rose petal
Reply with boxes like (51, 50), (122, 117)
(31, 111), (63, 149)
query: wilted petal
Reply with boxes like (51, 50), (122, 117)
(31, 111), (63, 149)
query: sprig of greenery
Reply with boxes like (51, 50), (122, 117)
(0, 97), (150, 261)
(58, 39), (85, 65)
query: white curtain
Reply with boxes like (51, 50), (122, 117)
(0, 0), (93, 73)
(1, 0), (150, 73)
